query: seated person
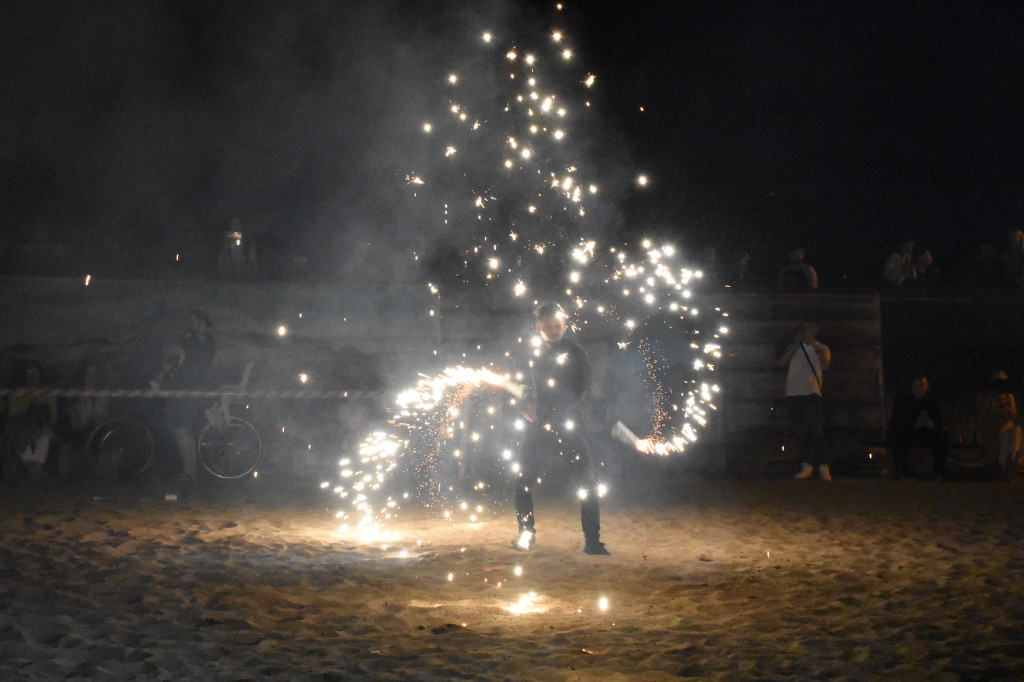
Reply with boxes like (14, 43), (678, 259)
(56, 362), (110, 477)
(976, 370), (1022, 480)
(888, 375), (947, 478)
(4, 362), (57, 480)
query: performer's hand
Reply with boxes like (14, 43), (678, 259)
(523, 404), (537, 422)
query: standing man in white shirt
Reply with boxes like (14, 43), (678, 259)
(777, 321), (833, 480)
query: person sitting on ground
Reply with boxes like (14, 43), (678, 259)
(975, 370), (1022, 480)
(3, 362), (58, 480)
(887, 375), (947, 479)
(778, 248), (819, 292)
(57, 361), (110, 478)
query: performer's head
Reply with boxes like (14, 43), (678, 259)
(534, 302), (567, 343)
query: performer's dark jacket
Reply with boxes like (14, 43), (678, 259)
(529, 336), (590, 423)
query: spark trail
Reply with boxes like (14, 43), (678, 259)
(326, 10), (727, 541)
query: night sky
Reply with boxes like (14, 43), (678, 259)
(3, 0), (1023, 285)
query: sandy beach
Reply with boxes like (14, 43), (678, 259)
(2, 472), (1024, 681)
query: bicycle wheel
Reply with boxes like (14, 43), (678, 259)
(198, 416), (262, 478)
(86, 417), (155, 480)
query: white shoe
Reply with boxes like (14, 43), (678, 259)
(819, 464), (832, 481)
(794, 463), (814, 479)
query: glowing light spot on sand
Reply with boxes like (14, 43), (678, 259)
(298, 373), (308, 383)
(599, 596), (609, 611)
(514, 565), (523, 576)
(277, 325), (288, 336)
(637, 175), (648, 186)
(482, 32), (492, 43)
(448, 74), (458, 84)
(505, 592), (547, 614)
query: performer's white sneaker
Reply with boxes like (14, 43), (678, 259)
(794, 463), (814, 479)
(510, 530), (534, 551)
(818, 465), (832, 482)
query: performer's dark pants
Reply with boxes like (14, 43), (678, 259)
(514, 422), (601, 542)
(789, 394), (829, 467)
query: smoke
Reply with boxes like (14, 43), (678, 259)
(0, 0), (643, 283)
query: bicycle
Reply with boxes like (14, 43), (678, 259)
(85, 413), (157, 480)
(85, 361), (264, 480)
(196, 360), (263, 479)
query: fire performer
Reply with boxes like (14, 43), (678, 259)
(512, 302), (609, 555)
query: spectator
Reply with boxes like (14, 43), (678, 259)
(3, 362), (57, 480)
(736, 244), (767, 292)
(1003, 229), (1024, 291)
(975, 370), (1022, 480)
(57, 361), (110, 478)
(913, 249), (940, 291)
(216, 217), (257, 280)
(778, 248), (819, 292)
(699, 246), (727, 289)
(777, 321), (833, 481)
(153, 310), (216, 479)
(887, 375), (947, 478)
(883, 240), (916, 291)
(66, 362), (109, 436)
(967, 242), (1007, 289)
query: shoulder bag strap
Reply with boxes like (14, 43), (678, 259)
(799, 342), (821, 389)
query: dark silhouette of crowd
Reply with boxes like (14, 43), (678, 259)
(689, 229), (1024, 297)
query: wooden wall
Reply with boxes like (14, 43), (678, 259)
(1, 278), (888, 476)
(704, 293), (886, 476)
